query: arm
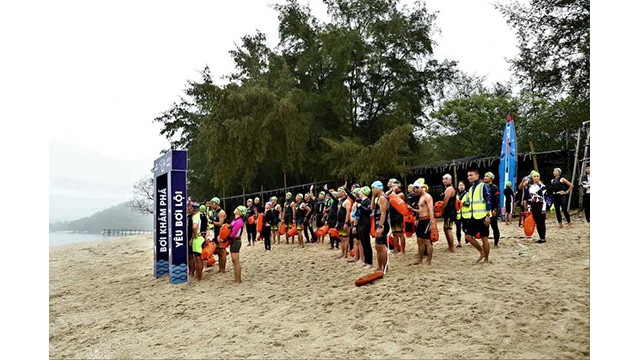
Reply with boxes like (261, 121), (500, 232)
(376, 197), (388, 235)
(344, 186), (358, 201)
(213, 210), (226, 227)
(427, 195), (434, 221)
(562, 178), (574, 193)
(291, 202), (297, 223)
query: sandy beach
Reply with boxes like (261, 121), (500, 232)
(49, 214), (590, 359)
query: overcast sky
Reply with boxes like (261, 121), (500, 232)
(5, 0), (520, 222)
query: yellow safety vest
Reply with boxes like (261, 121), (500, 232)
(462, 182), (488, 220)
(457, 192), (471, 220)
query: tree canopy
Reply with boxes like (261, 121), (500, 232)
(151, 0), (590, 201)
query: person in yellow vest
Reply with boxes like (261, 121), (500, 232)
(461, 168), (492, 263)
(455, 181), (470, 248)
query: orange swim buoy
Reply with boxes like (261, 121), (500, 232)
(287, 227), (298, 237)
(370, 220), (376, 237)
(248, 215), (256, 225)
(328, 228), (339, 238)
(279, 222), (286, 235)
(219, 224), (231, 240)
(430, 219), (439, 243)
(475, 232), (482, 239)
(355, 271), (384, 287)
(403, 213), (416, 237)
(315, 224), (329, 237)
(256, 213), (264, 233)
(206, 256), (217, 266)
(388, 192), (410, 217)
(201, 242), (217, 259)
(434, 201), (443, 218)
(523, 213), (535, 237)
(350, 248), (356, 257)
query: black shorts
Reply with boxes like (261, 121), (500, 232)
(390, 221), (404, 233)
(230, 238), (242, 253)
(416, 219), (432, 239)
(349, 224), (359, 240)
(284, 214), (293, 227)
(443, 213), (456, 230)
(505, 201), (512, 213)
(465, 218), (490, 238)
(374, 221), (390, 245)
(192, 251), (201, 257)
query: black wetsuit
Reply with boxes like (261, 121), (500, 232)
(443, 186), (457, 230)
(326, 193), (340, 249)
(284, 200), (294, 229)
(304, 199), (316, 242)
(550, 177), (571, 224)
(262, 209), (273, 250)
(315, 199), (326, 228)
(503, 187), (514, 214)
(358, 197), (373, 265)
(246, 205), (257, 243)
(489, 183), (501, 246)
(389, 189), (404, 233)
(373, 196), (390, 246)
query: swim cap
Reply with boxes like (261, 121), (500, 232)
(443, 174), (452, 180)
(192, 203), (200, 210)
(270, 196), (277, 202)
(296, 193), (303, 199)
(319, 191), (326, 196)
(254, 197), (260, 202)
(352, 183), (360, 189)
(353, 188), (361, 195)
(338, 187), (346, 193)
(412, 179), (425, 188)
(286, 192), (292, 197)
(485, 172), (495, 180)
(554, 168), (562, 174)
(388, 178), (400, 185)
(505, 181), (512, 187)
(235, 205), (247, 216)
(361, 186), (371, 196)
(199, 205), (206, 212)
(531, 170), (540, 177)
(371, 181), (384, 190)
(211, 197), (220, 204)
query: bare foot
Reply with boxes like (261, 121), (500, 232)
(426, 261), (431, 265)
(447, 248), (455, 253)
(558, 223), (563, 228)
(476, 255), (485, 263)
(364, 264), (372, 269)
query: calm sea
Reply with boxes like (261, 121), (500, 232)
(49, 231), (109, 246)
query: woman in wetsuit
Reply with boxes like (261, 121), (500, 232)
(550, 168), (573, 228)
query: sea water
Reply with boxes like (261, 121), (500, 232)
(49, 231), (107, 246)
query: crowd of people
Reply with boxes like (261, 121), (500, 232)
(185, 165), (591, 283)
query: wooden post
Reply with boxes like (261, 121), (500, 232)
(529, 141), (539, 172)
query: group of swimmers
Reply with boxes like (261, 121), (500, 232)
(186, 165), (590, 282)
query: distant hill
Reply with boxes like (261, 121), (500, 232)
(49, 202), (153, 233)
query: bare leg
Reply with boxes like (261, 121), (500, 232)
(444, 229), (455, 252)
(466, 235), (484, 262)
(482, 237), (490, 263)
(340, 237), (348, 258)
(231, 253), (241, 283)
(375, 244), (387, 271)
(414, 239), (425, 264)
(425, 240), (433, 265)
(195, 256), (203, 280)
(399, 233), (406, 253)
(218, 250), (227, 273)
(189, 256), (195, 277)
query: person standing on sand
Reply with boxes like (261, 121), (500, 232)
(412, 179), (434, 265)
(386, 178), (406, 254)
(455, 181), (469, 248)
(356, 186), (374, 269)
(441, 174), (457, 253)
(310, 188), (327, 243)
(503, 181), (514, 225)
(262, 202), (274, 252)
(283, 192), (295, 244)
(461, 169), (492, 263)
(245, 199), (257, 246)
(209, 197), (228, 273)
(294, 194), (310, 248)
(528, 171), (548, 244)
(371, 181), (390, 272)
(229, 206), (247, 283)
(550, 168), (574, 228)
(581, 165), (590, 223)
(483, 172), (501, 247)
(189, 204), (204, 279)
(269, 196), (282, 245)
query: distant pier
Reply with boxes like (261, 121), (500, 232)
(103, 229), (153, 237)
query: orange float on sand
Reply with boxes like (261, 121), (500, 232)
(355, 271), (384, 287)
